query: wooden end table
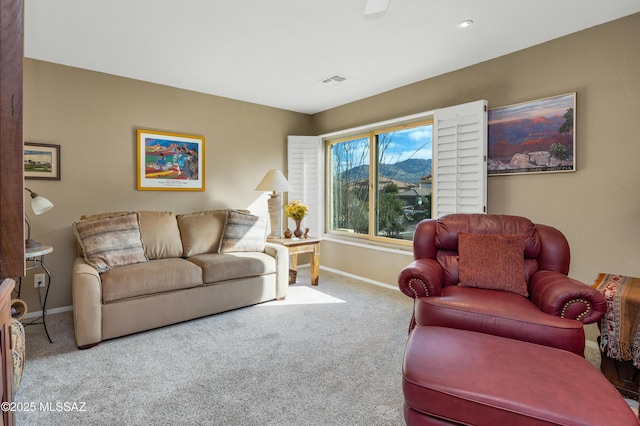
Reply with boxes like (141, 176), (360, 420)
(271, 237), (321, 286)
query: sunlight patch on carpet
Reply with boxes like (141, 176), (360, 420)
(258, 286), (346, 306)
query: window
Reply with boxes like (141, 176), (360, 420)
(327, 120), (433, 244)
(287, 99), (487, 247)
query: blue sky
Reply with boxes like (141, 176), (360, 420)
(382, 125), (432, 162)
(331, 123), (433, 171)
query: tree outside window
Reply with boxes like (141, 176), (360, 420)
(327, 120), (433, 244)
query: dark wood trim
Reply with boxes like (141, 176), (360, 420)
(0, 0), (25, 280)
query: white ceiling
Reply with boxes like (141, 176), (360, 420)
(24, 0), (640, 115)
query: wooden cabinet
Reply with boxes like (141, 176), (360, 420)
(0, 0), (25, 279)
(0, 1), (24, 423)
(0, 279), (15, 426)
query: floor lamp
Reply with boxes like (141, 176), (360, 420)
(255, 169), (293, 240)
(25, 188), (54, 249)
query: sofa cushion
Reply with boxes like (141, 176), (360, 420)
(100, 258), (203, 303)
(458, 232), (528, 297)
(138, 211), (184, 259)
(219, 210), (267, 253)
(177, 210), (227, 257)
(73, 212), (148, 273)
(187, 252), (276, 283)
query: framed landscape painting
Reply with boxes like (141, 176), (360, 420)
(137, 129), (205, 191)
(24, 142), (61, 180)
(488, 93), (576, 175)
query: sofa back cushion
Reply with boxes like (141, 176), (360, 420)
(138, 211), (184, 259)
(177, 210), (227, 257)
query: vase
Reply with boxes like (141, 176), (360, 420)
(293, 220), (303, 238)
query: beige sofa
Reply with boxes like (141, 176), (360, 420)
(72, 209), (288, 349)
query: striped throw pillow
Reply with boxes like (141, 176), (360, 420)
(219, 210), (267, 253)
(73, 212), (148, 272)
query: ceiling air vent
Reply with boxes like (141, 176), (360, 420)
(320, 74), (353, 87)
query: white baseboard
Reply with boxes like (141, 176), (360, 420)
(23, 305), (73, 319)
(319, 265), (399, 292)
(585, 339), (599, 350)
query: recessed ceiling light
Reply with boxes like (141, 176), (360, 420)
(458, 20), (473, 28)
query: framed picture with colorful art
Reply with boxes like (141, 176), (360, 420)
(137, 129), (205, 191)
(24, 142), (61, 180)
(488, 93), (576, 175)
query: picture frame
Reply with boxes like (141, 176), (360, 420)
(137, 129), (205, 191)
(488, 93), (576, 175)
(24, 142), (61, 180)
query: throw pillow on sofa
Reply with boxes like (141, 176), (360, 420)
(73, 212), (148, 272)
(219, 210), (268, 253)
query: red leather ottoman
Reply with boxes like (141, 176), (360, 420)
(403, 326), (640, 425)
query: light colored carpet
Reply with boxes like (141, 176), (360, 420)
(15, 269), (412, 425)
(14, 269), (637, 424)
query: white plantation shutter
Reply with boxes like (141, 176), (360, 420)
(433, 100), (488, 218)
(287, 136), (323, 237)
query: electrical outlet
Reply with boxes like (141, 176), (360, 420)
(34, 273), (46, 288)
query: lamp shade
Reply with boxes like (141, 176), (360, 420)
(255, 169), (293, 193)
(27, 190), (54, 215)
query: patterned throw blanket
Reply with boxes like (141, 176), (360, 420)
(594, 273), (640, 367)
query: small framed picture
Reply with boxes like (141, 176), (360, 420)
(137, 129), (205, 191)
(24, 142), (61, 180)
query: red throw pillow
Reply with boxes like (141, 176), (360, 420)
(457, 232), (528, 297)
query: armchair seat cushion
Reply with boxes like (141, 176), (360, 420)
(414, 286), (585, 355)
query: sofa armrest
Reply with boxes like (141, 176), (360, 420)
(264, 242), (289, 300)
(398, 258), (444, 299)
(72, 257), (103, 348)
(529, 270), (607, 324)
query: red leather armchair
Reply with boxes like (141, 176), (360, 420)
(398, 214), (607, 356)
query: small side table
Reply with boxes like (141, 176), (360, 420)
(271, 237), (321, 286)
(15, 245), (53, 343)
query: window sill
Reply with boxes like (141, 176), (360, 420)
(321, 234), (413, 256)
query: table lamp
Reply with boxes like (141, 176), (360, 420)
(255, 169), (293, 240)
(25, 187), (54, 249)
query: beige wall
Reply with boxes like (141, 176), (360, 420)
(21, 13), (640, 312)
(22, 59), (312, 312)
(312, 13), (640, 287)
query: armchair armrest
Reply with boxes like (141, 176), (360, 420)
(529, 270), (607, 324)
(398, 258), (444, 299)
